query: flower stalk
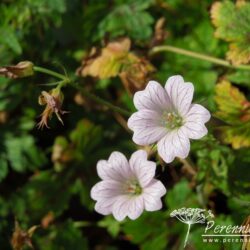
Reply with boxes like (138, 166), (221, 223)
(150, 45), (250, 71)
(33, 66), (131, 117)
(33, 66), (67, 80)
(71, 83), (132, 117)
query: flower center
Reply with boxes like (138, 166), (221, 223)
(125, 180), (142, 196)
(161, 111), (183, 130)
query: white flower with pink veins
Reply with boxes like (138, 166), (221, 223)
(128, 75), (211, 163)
(91, 150), (166, 221)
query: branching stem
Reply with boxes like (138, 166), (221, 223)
(33, 66), (131, 117)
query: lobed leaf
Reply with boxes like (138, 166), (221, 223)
(214, 80), (250, 149)
(211, 1), (250, 64)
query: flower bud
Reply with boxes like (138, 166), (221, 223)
(0, 61), (34, 79)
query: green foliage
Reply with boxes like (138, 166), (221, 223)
(97, 0), (154, 42)
(165, 179), (198, 209)
(5, 135), (46, 172)
(211, 0), (250, 65)
(0, 0), (249, 250)
(123, 212), (168, 250)
(98, 216), (121, 238)
(36, 220), (88, 250)
(214, 80), (250, 149)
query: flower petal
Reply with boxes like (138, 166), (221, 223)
(128, 110), (167, 145)
(144, 179), (167, 197)
(108, 151), (133, 179)
(112, 195), (130, 221)
(97, 160), (126, 182)
(185, 104), (211, 123)
(91, 180), (122, 201)
(165, 75), (194, 116)
(129, 150), (156, 187)
(142, 179), (166, 211)
(95, 197), (116, 215)
(143, 193), (163, 212)
(182, 122), (208, 140)
(127, 196), (144, 220)
(157, 130), (190, 163)
(133, 80), (171, 111)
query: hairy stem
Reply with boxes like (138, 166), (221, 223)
(34, 65), (131, 116)
(151, 45), (250, 71)
(34, 66), (67, 80)
(73, 83), (131, 117)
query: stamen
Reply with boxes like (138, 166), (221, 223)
(161, 111), (183, 130)
(125, 180), (142, 195)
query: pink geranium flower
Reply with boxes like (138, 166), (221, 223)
(128, 75), (211, 163)
(91, 150), (166, 221)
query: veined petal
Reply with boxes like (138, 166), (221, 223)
(182, 122), (208, 140)
(133, 80), (171, 111)
(185, 104), (211, 123)
(165, 75), (194, 116)
(144, 179), (167, 197)
(127, 196), (144, 220)
(91, 180), (122, 201)
(97, 160), (126, 182)
(157, 130), (190, 163)
(143, 193), (163, 211)
(95, 197), (116, 215)
(129, 150), (156, 187)
(112, 195), (131, 221)
(108, 151), (133, 179)
(128, 110), (167, 145)
(128, 110), (162, 129)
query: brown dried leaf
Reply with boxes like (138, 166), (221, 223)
(151, 17), (168, 46)
(41, 211), (55, 229)
(11, 221), (38, 250)
(77, 38), (131, 79)
(119, 56), (155, 94)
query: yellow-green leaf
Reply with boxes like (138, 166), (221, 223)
(211, 1), (250, 65)
(214, 80), (250, 149)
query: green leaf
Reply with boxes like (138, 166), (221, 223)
(165, 179), (196, 209)
(97, 2), (154, 41)
(37, 220), (88, 250)
(123, 211), (167, 247)
(0, 26), (22, 54)
(141, 232), (167, 250)
(0, 155), (8, 182)
(211, 1), (250, 65)
(98, 216), (121, 238)
(214, 80), (250, 149)
(4, 135), (46, 172)
(227, 71), (250, 87)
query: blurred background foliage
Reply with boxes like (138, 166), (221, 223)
(0, 0), (249, 249)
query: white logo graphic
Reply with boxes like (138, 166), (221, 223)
(170, 208), (214, 248)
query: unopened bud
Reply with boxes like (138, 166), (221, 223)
(0, 61), (34, 79)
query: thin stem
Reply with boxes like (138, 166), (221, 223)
(179, 156), (197, 176)
(184, 223), (191, 248)
(33, 65), (131, 116)
(151, 45), (250, 71)
(73, 221), (93, 228)
(33, 66), (67, 80)
(72, 83), (132, 117)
